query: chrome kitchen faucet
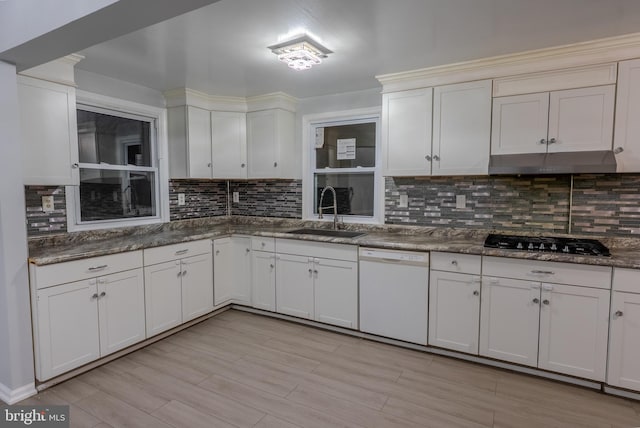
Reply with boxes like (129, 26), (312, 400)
(318, 185), (338, 230)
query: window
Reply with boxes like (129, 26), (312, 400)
(68, 92), (168, 230)
(305, 110), (382, 223)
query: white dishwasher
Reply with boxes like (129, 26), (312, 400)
(359, 248), (429, 345)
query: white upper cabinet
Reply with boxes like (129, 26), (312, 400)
(168, 105), (212, 178)
(211, 111), (247, 179)
(19, 76), (79, 185)
(491, 85), (614, 155)
(614, 59), (640, 172)
(432, 80), (492, 175)
(491, 93), (550, 155)
(246, 108), (296, 179)
(382, 88), (433, 176)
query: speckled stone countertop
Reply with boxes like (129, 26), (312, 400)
(28, 216), (640, 269)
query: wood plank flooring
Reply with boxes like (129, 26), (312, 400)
(14, 309), (640, 428)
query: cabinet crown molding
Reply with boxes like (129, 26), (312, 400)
(164, 88), (298, 113)
(19, 53), (84, 87)
(376, 31), (640, 93)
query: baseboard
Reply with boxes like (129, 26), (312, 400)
(0, 382), (37, 405)
(604, 385), (640, 401)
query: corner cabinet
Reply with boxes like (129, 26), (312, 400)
(18, 76), (79, 185)
(213, 236), (252, 306)
(246, 109), (296, 179)
(211, 111), (248, 179)
(382, 80), (492, 176)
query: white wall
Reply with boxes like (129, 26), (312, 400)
(75, 69), (166, 109)
(0, 61), (36, 403)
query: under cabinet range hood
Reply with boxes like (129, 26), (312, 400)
(488, 150), (617, 175)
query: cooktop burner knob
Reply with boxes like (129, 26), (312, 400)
(517, 243), (523, 249)
(550, 244), (557, 251)
(562, 245), (570, 253)
(539, 243), (545, 250)
(528, 243), (534, 250)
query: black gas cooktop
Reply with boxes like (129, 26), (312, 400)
(484, 234), (610, 257)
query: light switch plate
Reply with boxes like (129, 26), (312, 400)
(456, 194), (466, 209)
(399, 194), (408, 208)
(233, 192), (240, 203)
(177, 193), (186, 206)
(42, 196), (54, 212)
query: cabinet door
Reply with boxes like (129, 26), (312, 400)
(313, 258), (358, 329)
(429, 271), (481, 354)
(186, 106), (213, 178)
(432, 80), (492, 176)
(608, 291), (640, 390)
(275, 254), (314, 319)
(97, 268), (145, 357)
(19, 76), (79, 185)
(251, 251), (276, 311)
(548, 85), (615, 153)
(213, 238), (234, 306)
(491, 93), (549, 155)
(35, 280), (99, 380)
(479, 277), (540, 367)
(211, 111), (247, 179)
(382, 88), (433, 176)
(144, 261), (183, 337)
(232, 237), (252, 305)
(181, 253), (214, 322)
(538, 283), (609, 381)
(614, 59), (640, 172)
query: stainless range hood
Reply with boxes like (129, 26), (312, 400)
(488, 150), (617, 175)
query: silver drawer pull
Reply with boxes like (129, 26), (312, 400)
(531, 270), (554, 275)
(175, 249), (189, 255)
(88, 265), (108, 271)
(91, 293), (99, 299)
(451, 260), (458, 266)
(533, 298), (540, 304)
(615, 310), (623, 317)
(99, 291), (106, 297)
(472, 290), (479, 296)
(542, 299), (550, 305)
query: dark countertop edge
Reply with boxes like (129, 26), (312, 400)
(28, 224), (640, 269)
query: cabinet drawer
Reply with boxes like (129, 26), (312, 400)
(613, 268), (640, 293)
(31, 250), (143, 290)
(482, 256), (611, 289)
(275, 239), (357, 262)
(252, 236), (275, 252)
(144, 239), (212, 266)
(431, 252), (481, 275)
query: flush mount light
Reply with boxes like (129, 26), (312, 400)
(268, 34), (332, 71)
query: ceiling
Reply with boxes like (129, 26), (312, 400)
(76, 0), (640, 99)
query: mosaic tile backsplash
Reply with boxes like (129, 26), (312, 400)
(230, 180), (302, 218)
(385, 174), (640, 236)
(25, 186), (67, 236)
(169, 179), (228, 220)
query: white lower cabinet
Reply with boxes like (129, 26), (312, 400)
(479, 257), (611, 381)
(144, 240), (213, 336)
(251, 249), (276, 312)
(35, 268), (144, 381)
(275, 239), (358, 329)
(214, 236), (252, 306)
(608, 268), (640, 391)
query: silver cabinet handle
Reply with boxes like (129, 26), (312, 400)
(91, 293), (99, 299)
(273, 162), (278, 167)
(432, 155), (440, 161)
(531, 270), (554, 275)
(547, 138), (557, 145)
(72, 163), (79, 169)
(261, 242), (266, 247)
(539, 138), (547, 145)
(615, 310), (623, 317)
(614, 147), (624, 154)
(246, 248), (250, 253)
(215, 250), (220, 255)
(451, 260), (458, 266)
(473, 290), (479, 296)
(241, 163), (246, 168)
(533, 298), (540, 304)
(177, 271), (182, 277)
(425, 155), (432, 161)
(269, 264), (274, 269)
(99, 291), (106, 297)
(542, 299), (550, 305)
(175, 249), (189, 255)
(313, 269), (318, 274)
(308, 268), (312, 274)
(88, 265), (108, 271)
(182, 270), (187, 276)
(207, 163), (212, 167)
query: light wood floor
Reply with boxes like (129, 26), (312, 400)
(12, 309), (640, 428)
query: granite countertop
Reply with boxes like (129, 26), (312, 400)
(28, 216), (640, 269)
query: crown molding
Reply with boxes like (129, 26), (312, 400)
(246, 91), (298, 112)
(19, 53), (84, 87)
(164, 88), (298, 112)
(376, 32), (640, 93)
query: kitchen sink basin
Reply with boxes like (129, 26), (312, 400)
(285, 228), (366, 238)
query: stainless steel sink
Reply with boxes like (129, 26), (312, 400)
(285, 228), (366, 238)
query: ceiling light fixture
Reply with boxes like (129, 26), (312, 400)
(268, 34), (332, 71)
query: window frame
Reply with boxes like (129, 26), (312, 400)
(302, 107), (383, 224)
(66, 90), (169, 232)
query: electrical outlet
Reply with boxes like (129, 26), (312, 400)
(399, 194), (408, 208)
(42, 196), (54, 212)
(233, 192), (240, 203)
(177, 193), (186, 206)
(456, 194), (466, 209)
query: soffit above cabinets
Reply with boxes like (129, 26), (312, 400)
(74, 0), (640, 99)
